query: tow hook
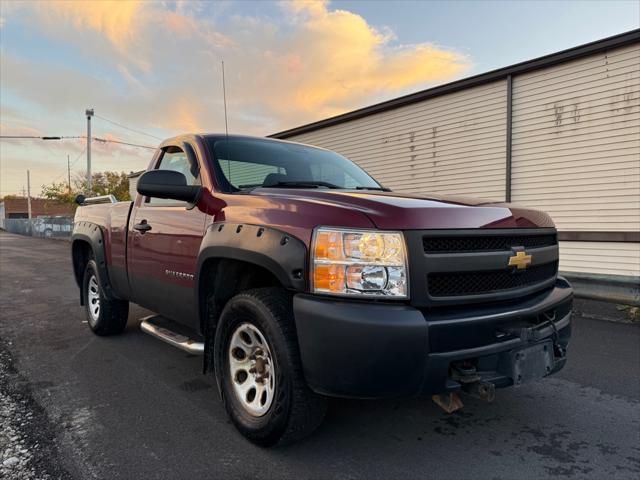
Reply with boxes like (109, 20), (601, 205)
(431, 379), (495, 414)
(461, 380), (496, 402)
(450, 361), (496, 404)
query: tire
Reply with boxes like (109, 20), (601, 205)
(214, 287), (326, 447)
(82, 258), (129, 336)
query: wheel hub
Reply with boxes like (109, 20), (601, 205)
(87, 274), (100, 326)
(228, 323), (275, 417)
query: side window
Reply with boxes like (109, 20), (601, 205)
(147, 146), (200, 205)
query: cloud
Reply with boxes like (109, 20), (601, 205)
(266, 0), (469, 115)
(41, 0), (143, 50)
(4, 1), (469, 129)
(1, 1), (471, 194)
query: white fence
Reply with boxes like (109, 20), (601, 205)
(1, 217), (74, 239)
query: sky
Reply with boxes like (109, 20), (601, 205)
(0, 0), (638, 198)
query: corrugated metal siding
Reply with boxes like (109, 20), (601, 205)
(559, 241), (640, 276)
(511, 44), (639, 231)
(281, 41), (640, 280)
(512, 43), (640, 275)
(288, 81), (508, 201)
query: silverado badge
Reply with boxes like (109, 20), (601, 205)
(508, 250), (532, 270)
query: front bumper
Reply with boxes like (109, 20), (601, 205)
(293, 278), (572, 399)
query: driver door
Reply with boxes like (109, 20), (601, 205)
(128, 144), (207, 327)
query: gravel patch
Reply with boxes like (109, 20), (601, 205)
(0, 341), (72, 480)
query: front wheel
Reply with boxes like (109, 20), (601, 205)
(214, 288), (326, 447)
(82, 259), (129, 336)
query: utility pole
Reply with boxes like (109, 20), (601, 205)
(27, 170), (32, 220)
(67, 154), (71, 192)
(86, 108), (94, 193)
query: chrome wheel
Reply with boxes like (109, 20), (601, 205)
(87, 274), (100, 325)
(228, 323), (275, 417)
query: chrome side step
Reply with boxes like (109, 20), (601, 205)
(140, 316), (204, 355)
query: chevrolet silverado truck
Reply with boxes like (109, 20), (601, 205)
(71, 134), (572, 446)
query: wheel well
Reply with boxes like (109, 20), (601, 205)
(72, 240), (92, 289)
(198, 258), (282, 335)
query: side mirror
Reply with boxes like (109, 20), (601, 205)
(137, 170), (203, 204)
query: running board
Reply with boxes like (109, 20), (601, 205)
(140, 316), (204, 355)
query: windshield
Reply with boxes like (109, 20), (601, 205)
(207, 137), (383, 192)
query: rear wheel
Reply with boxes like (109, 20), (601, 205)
(82, 259), (129, 336)
(214, 287), (326, 447)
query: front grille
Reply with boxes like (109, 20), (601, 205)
(428, 262), (558, 297)
(423, 233), (557, 254)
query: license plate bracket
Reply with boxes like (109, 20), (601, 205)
(510, 341), (554, 386)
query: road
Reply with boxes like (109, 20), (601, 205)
(0, 231), (638, 479)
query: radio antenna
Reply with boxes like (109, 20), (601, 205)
(221, 60), (231, 182)
(221, 60), (229, 136)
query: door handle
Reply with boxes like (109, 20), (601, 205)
(134, 220), (152, 233)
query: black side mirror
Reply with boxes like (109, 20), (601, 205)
(137, 170), (203, 204)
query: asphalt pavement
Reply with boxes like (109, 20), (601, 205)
(0, 231), (638, 479)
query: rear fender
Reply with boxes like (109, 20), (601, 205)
(71, 221), (117, 303)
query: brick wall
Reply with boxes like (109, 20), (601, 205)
(1, 198), (75, 218)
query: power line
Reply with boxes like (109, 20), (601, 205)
(0, 135), (155, 150)
(93, 114), (163, 141)
(69, 146), (88, 168)
(0, 135), (83, 140)
(2, 133), (155, 191)
(92, 137), (156, 150)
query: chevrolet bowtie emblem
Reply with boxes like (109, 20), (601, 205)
(508, 251), (532, 270)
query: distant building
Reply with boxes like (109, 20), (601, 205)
(0, 197), (74, 219)
(128, 170), (145, 200)
(271, 30), (640, 304)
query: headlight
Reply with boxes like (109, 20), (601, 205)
(311, 227), (409, 298)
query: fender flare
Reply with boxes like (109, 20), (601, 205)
(196, 222), (308, 374)
(71, 221), (117, 304)
(195, 222), (307, 331)
(196, 222), (307, 293)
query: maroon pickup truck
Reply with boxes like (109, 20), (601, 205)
(71, 134), (572, 446)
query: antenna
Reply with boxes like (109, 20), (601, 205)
(221, 60), (231, 182)
(221, 60), (229, 136)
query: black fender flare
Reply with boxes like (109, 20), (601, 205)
(196, 222), (307, 294)
(196, 222), (308, 374)
(196, 222), (307, 319)
(71, 221), (117, 304)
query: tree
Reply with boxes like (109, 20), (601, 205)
(41, 181), (77, 204)
(41, 171), (131, 205)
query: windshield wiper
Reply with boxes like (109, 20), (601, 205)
(237, 181), (389, 191)
(262, 181), (340, 189)
(355, 186), (392, 192)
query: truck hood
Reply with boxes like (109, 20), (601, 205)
(251, 188), (554, 230)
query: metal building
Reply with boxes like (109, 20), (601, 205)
(271, 30), (640, 304)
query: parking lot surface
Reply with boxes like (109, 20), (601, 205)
(0, 231), (638, 479)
